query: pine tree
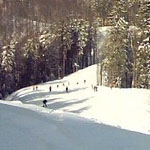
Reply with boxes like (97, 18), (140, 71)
(23, 38), (39, 86)
(1, 40), (17, 96)
(102, 25), (128, 87)
(130, 0), (150, 88)
(103, 0), (133, 88)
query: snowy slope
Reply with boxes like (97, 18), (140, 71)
(6, 64), (150, 134)
(2, 64), (150, 150)
(1, 100), (150, 150)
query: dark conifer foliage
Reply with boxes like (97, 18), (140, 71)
(0, 0), (149, 98)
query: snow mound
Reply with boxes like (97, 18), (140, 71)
(1, 100), (150, 150)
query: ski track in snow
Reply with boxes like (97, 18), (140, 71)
(1, 64), (150, 150)
(6, 65), (150, 135)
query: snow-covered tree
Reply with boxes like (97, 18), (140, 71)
(0, 40), (17, 96)
(136, 41), (150, 88)
(22, 38), (39, 85)
(102, 24), (128, 87)
(129, 0), (150, 88)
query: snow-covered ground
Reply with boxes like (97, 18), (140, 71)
(1, 64), (150, 150)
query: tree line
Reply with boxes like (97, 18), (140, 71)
(0, 0), (149, 98)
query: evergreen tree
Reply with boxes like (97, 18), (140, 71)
(129, 0), (150, 88)
(103, 1), (133, 88)
(1, 41), (16, 96)
(23, 38), (39, 86)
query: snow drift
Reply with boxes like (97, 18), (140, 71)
(1, 64), (150, 150)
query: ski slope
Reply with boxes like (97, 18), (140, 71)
(1, 64), (150, 150)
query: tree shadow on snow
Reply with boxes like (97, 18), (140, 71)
(70, 106), (91, 113)
(12, 91), (54, 102)
(26, 98), (62, 106)
(47, 98), (91, 113)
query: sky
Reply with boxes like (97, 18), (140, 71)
(1, 64), (150, 150)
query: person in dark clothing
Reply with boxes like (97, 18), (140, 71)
(49, 86), (52, 92)
(43, 99), (47, 107)
(66, 86), (69, 92)
(94, 86), (98, 92)
(36, 85), (38, 90)
(0, 93), (2, 99)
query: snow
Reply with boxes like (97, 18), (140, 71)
(1, 64), (150, 150)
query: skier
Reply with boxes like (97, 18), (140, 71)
(43, 99), (47, 107)
(110, 80), (116, 89)
(0, 93), (2, 99)
(94, 85), (98, 92)
(49, 86), (52, 92)
(66, 86), (69, 93)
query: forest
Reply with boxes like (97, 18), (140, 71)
(0, 0), (149, 98)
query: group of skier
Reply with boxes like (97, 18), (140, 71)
(42, 80), (88, 107)
(41, 79), (118, 107)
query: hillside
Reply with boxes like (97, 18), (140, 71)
(1, 64), (150, 150)
(6, 64), (150, 134)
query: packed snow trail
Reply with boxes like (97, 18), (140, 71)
(6, 65), (150, 135)
(1, 100), (150, 150)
